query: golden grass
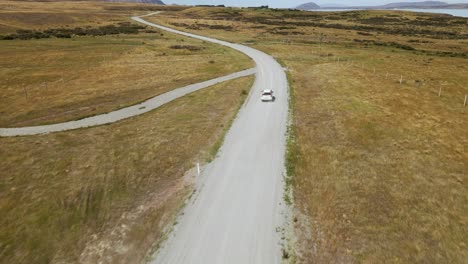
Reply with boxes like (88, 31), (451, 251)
(0, 34), (252, 127)
(0, 2), (253, 263)
(0, 33), (252, 126)
(149, 7), (467, 55)
(0, 0), (185, 33)
(276, 45), (467, 263)
(0, 0), (254, 127)
(151, 7), (468, 263)
(0, 75), (254, 264)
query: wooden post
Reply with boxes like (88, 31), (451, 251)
(464, 94), (467, 106)
(23, 84), (28, 99)
(400, 75), (403, 85)
(438, 87), (442, 97)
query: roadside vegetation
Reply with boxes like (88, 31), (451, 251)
(0, 1), (252, 127)
(0, 0), (184, 34)
(0, 22), (146, 40)
(0, 75), (253, 264)
(0, 33), (251, 127)
(149, 7), (468, 263)
(0, 1), (255, 263)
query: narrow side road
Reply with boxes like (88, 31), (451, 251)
(0, 69), (255, 137)
(133, 14), (290, 264)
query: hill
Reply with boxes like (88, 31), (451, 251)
(108, 0), (165, 4)
(296, 2), (320, 10)
(297, 1), (468, 10)
(380, 1), (447, 8)
(368, 1), (468, 9)
(444, 3), (468, 8)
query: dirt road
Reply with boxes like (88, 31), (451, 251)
(0, 69), (254, 137)
(133, 14), (290, 264)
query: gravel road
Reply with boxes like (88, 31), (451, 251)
(133, 14), (290, 264)
(0, 69), (255, 137)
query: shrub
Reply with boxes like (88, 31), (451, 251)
(1, 22), (147, 41)
(169, 45), (203, 51)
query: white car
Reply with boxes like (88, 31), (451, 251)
(261, 89), (276, 102)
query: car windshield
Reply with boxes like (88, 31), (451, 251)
(262, 92), (272, 95)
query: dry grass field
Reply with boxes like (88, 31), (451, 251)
(148, 7), (468, 263)
(0, 0), (185, 33)
(0, 1), (256, 263)
(0, 34), (252, 126)
(1, 2), (467, 263)
(0, 75), (254, 264)
(0, 1), (252, 126)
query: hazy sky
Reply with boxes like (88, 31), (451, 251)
(166, 0), (468, 8)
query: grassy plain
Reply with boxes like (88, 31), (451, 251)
(0, 75), (254, 264)
(0, 0), (184, 33)
(0, 1), (255, 263)
(148, 7), (468, 263)
(0, 1), (252, 126)
(0, 34), (252, 126)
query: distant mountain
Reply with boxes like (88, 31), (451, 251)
(379, 1), (447, 8)
(296, 2), (320, 10)
(296, 1), (468, 10)
(107, 0), (165, 4)
(444, 3), (468, 8)
(364, 1), (468, 9)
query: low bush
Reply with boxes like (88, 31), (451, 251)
(353, 39), (415, 50)
(1, 22), (148, 40)
(169, 45), (204, 51)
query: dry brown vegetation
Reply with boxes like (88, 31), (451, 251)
(0, 34), (251, 126)
(0, 1), (252, 127)
(278, 45), (467, 263)
(0, 1), (255, 263)
(148, 7), (468, 263)
(1, 2), (467, 263)
(0, 0), (184, 33)
(0, 75), (254, 264)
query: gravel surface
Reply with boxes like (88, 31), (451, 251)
(134, 14), (290, 264)
(0, 69), (255, 137)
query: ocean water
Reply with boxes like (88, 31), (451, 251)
(313, 9), (468, 18)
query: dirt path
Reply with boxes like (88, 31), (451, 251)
(134, 14), (290, 264)
(0, 68), (255, 137)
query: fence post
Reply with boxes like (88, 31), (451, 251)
(400, 75), (403, 85)
(23, 84), (28, 99)
(464, 94), (467, 106)
(438, 87), (442, 97)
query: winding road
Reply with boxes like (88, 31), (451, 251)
(133, 14), (289, 264)
(0, 69), (255, 137)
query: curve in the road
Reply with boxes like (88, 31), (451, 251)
(134, 14), (290, 264)
(0, 68), (255, 137)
